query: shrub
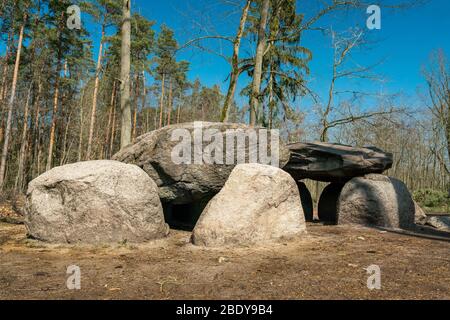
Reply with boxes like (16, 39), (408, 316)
(413, 189), (450, 209)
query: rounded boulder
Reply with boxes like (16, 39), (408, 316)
(192, 163), (307, 247)
(25, 160), (169, 243)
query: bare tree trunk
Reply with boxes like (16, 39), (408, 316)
(167, 79), (173, 125)
(176, 104), (181, 124)
(321, 76), (336, 142)
(46, 62), (61, 171)
(0, 59), (9, 104)
(0, 19), (25, 189)
(145, 109), (149, 132)
(120, 0), (132, 149)
(46, 12), (66, 171)
(105, 81), (116, 157)
(32, 80), (42, 178)
(249, 0), (270, 127)
(140, 70), (147, 131)
(110, 103), (116, 158)
(446, 108), (450, 162)
(268, 70), (274, 129)
(60, 113), (71, 166)
(37, 116), (44, 176)
(159, 73), (165, 128)
(77, 87), (86, 162)
(132, 73), (139, 142)
(221, 0), (251, 123)
(0, 31), (12, 106)
(87, 26), (105, 160)
(14, 85), (32, 192)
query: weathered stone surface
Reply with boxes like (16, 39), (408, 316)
(426, 216), (450, 232)
(191, 164), (306, 247)
(284, 142), (393, 183)
(113, 122), (290, 205)
(337, 174), (415, 229)
(318, 183), (345, 224)
(297, 182), (313, 222)
(25, 160), (169, 243)
(414, 201), (428, 225)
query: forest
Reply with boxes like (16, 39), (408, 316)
(0, 0), (448, 212)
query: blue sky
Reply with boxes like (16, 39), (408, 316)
(118, 0), (449, 112)
(3, 0), (449, 112)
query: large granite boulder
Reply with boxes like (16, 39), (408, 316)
(284, 142), (393, 183)
(407, 202), (450, 232)
(414, 201), (428, 225)
(426, 216), (450, 232)
(25, 160), (169, 243)
(191, 164), (307, 247)
(337, 174), (415, 229)
(113, 122), (290, 205)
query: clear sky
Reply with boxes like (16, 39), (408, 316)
(3, 0), (449, 112)
(115, 0), (449, 112)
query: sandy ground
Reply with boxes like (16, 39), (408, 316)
(0, 221), (449, 300)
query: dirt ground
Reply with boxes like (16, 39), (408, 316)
(0, 221), (449, 300)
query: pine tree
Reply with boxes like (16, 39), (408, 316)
(153, 25), (188, 128)
(242, 0), (311, 128)
(0, 0), (30, 189)
(119, 0), (131, 149)
(84, 0), (121, 159)
(45, 0), (92, 170)
(260, 0), (311, 128)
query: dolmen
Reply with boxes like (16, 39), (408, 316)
(113, 122), (290, 230)
(283, 142), (419, 230)
(23, 122), (437, 245)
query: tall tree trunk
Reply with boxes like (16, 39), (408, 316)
(0, 19), (25, 189)
(158, 73), (165, 128)
(87, 25), (105, 160)
(268, 70), (274, 129)
(14, 85), (32, 192)
(46, 61), (61, 171)
(145, 109), (149, 132)
(167, 79), (173, 125)
(0, 32), (13, 151)
(176, 104), (181, 124)
(221, 0), (251, 122)
(105, 80), (116, 157)
(321, 66), (337, 143)
(249, 0), (270, 127)
(0, 58), (9, 104)
(132, 73), (139, 142)
(78, 87), (86, 162)
(140, 70), (147, 131)
(110, 103), (116, 158)
(46, 12), (65, 171)
(37, 116), (44, 176)
(60, 113), (71, 166)
(32, 80), (42, 178)
(120, 0), (132, 149)
(446, 105), (450, 162)
(0, 31), (12, 105)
